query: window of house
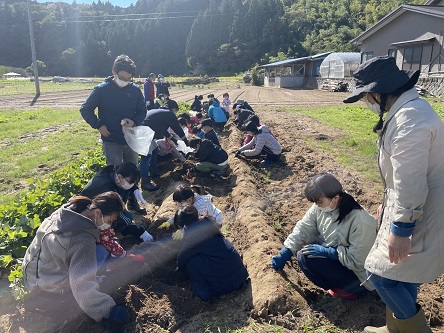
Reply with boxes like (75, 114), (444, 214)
(403, 46), (422, 63)
(388, 49), (397, 58)
(361, 52), (373, 63)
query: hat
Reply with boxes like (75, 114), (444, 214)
(201, 119), (213, 127)
(343, 56), (420, 103)
(158, 74), (164, 78)
(236, 99), (244, 105)
(149, 73), (155, 78)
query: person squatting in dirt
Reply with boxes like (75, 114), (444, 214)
(233, 106), (255, 130)
(80, 54), (146, 168)
(271, 173), (377, 301)
(80, 163), (154, 247)
(188, 137), (229, 178)
(207, 93), (228, 131)
(200, 118), (221, 146)
(191, 94), (204, 111)
(140, 108), (189, 191)
(22, 192), (132, 329)
(235, 120), (282, 168)
(174, 204), (249, 301)
(344, 55), (444, 333)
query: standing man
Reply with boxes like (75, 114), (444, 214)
(155, 74), (170, 97)
(144, 73), (156, 110)
(80, 54), (147, 213)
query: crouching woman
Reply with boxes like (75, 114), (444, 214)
(22, 192), (131, 328)
(175, 205), (249, 301)
(270, 173), (377, 300)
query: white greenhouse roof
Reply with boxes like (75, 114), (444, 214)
(260, 52), (332, 68)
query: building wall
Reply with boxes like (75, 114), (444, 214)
(361, 11), (444, 75)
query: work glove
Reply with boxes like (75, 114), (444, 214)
(139, 231), (154, 242)
(133, 189), (147, 204)
(172, 229), (184, 241)
(270, 247), (293, 270)
(158, 216), (173, 230)
(107, 305), (130, 326)
(301, 244), (339, 260)
(145, 100), (151, 107)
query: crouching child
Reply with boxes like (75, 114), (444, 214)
(188, 138), (228, 177)
(175, 205), (249, 301)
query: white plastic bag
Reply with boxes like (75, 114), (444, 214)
(122, 126), (155, 156)
(176, 139), (194, 154)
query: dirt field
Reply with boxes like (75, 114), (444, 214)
(0, 86), (443, 333)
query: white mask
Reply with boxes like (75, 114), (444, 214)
(364, 96), (381, 115)
(318, 200), (336, 213)
(96, 212), (111, 230)
(98, 222), (111, 230)
(120, 179), (134, 190)
(114, 75), (130, 88)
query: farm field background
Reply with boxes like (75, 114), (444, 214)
(0, 81), (443, 333)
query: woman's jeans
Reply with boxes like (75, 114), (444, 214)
(367, 271), (419, 319)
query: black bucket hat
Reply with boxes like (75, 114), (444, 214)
(343, 56), (420, 103)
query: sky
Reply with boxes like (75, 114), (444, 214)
(35, 0), (136, 8)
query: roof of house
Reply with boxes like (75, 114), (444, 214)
(351, 4), (444, 45)
(259, 52), (332, 68)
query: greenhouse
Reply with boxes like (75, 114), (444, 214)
(320, 52), (361, 78)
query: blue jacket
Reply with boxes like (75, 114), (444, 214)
(208, 100), (227, 123)
(80, 77), (146, 145)
(177, 219), (249, 300)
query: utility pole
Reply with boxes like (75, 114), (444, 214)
(27, 0), (40, 100)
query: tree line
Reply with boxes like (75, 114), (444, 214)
(0, 0), (423, 77)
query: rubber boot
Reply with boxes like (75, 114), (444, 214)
(394, 304), (432, 333)
(141, 176), (159, 191)
(148, 166), (160, 178)
(127, 191), (147, 215)
(363, 306), (397, 333)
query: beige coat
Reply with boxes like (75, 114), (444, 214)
(365, 88), (444, 283)
(22, 204), (116, 321)
(284, 204), (377, 290)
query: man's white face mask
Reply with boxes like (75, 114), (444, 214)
(114, 75), (130, 88)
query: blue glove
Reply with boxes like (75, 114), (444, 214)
(271, 247), (293, 270)
(108, 305), (130, 325)
(301, 244), (339, 260)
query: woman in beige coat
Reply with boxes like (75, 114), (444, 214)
(344, 56), (444, 333)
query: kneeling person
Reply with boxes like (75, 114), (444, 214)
(175, 205), (249, 301)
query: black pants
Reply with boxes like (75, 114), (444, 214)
(244, 147), (280, 162)
(296, 250), (368, 296)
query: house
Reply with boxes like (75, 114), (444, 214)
(351, 0), (444, 77)
(260, 52), (332, 88)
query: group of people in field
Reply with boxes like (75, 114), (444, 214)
(22, 54), (444, 333)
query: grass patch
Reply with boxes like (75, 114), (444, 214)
(0, 117), (98, 204)
(285, 105), (381, 182)
(0, 107), (83, 140)
(0, 79), (98, 96)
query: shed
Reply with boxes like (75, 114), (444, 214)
(320, 53), (361, 78)
(260, 52), (332, 88)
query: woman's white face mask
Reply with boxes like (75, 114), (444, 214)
(364, 95), (381, 115)
(96, 212), (111, 230)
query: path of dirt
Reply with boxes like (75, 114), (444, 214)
(0, 86), (443, 333)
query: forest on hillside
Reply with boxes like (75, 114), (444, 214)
(0, 0), (424, 77)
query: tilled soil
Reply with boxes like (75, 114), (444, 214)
(0, 86), (443, 333)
